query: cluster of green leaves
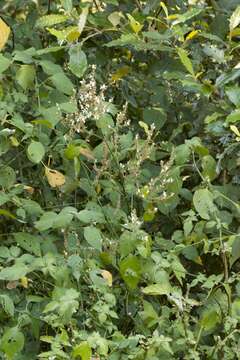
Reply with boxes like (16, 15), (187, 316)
(1, 0), (240, 359)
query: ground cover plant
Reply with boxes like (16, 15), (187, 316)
(1, 0), (240, 358)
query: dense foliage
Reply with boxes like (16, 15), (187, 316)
(1, 0), (240, 358)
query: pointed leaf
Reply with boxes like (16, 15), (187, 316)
(69, 44), (87, 78)
(177, 48), (195, 77)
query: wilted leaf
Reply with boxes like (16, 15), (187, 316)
(45, 167), (66, 188)
(20, 276), (28, 288)
(79, 147), (94, 160)
(0, 18), (10, 51)
(101, 270), (112, 286)
(230, 6), (240, 34)
(78, 7), (89, 35)
(127, 14), (143, 34)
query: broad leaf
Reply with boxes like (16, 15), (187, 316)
(69, 44), (87, 78)
(119, 255), (141, 289)
(193, 189), (216, 220)
(27, 141), (45, 164)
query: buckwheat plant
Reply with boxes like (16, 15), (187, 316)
(65, 65), (108, 134)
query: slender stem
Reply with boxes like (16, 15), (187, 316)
(135, 0), (142, 11)
(47, 0), (51, 13)
(93, 0), (101, 11)
(194, 325), (204, 351)
(218, 220), (228, 282)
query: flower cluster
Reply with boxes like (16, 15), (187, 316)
(66, 65), (108, 134)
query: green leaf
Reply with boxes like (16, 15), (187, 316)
(170, 8), (203, 25)
(77, 209), (105, 224)
(16, 64), (36, 90)
(69, 44), (87, 78)
(0, 209), (16, 219)
(0, 295), (14, 317)
(106, 34), (139, 47)
(1, 327), (24, 359)
(203, 45), (225, 64)
(177, 48), (195, 77)
(232, 299), (240, 320)
(50, 72), (74, 95)
(200, 309), (220, 331)
(36, 14), (69, 28)
(34, 211), (57, 231)
(226, 86), (240, 107)
(27, 141), (45, 164)
(0, 263), (28, 281)
(142, 271), (171, 295)
(174, 144), (191, 165)
(143, 107), (166, 130)
(64, 144), (81, 159)
(47, 26), (79, 41)
(72, 341), (92, 360)
(35, 207), (76, 231)
(193, 189), (216, 220)
(0, 166), (16, 188)
(226, 109), (240, 124)
(14, 232), (41, 257)
(84, 226), (102, 251)
(201, 155), (217, 181)
(120, 231), (138, 257)
(39, 60), (63, 75)
(119, 255), (141, 289)
(139, 301), (159, 328)
(0, 54), (11, 73)
(230, 236), (240, 267)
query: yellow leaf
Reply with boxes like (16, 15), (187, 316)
(20, 277), (28, 288)
(230, 125), (240, 139)
(160, 2), (168, 19)
(127, 14), (143, 34)
(101, 270), (113, 287)
(194, 256), (203, 265)
(229, 27), (240, 40)
(167, 14), (178, 20)
(0, 18), (10, 51)
(96, 183), (101, 194)
(66, 29), (80, 42)
(111, 66), (130, 82)
(10, 136), (19, 147)
(185, 30), (200, 41)
(45, 167), (66, 188)
(23, 185), (35, 194)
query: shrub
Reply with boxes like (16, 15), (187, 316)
(1, 0), (240, 359)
